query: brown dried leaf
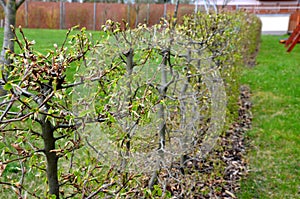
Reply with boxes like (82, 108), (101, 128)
(11, 143), (24, 155)
(0, 162), (7, 177)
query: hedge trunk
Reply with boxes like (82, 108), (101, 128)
(42, 118), (60, 198)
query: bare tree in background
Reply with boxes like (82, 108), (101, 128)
(0, 0), (25, 96)
(0, 0), (25, 65)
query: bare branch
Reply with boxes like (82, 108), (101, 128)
(173, 0), (180, 20)
(18, 160), (26, 197)
(55, 122), (81, 130)
(1, 154), (31, 165)
(30, 129), (42, 137)
(54, 134), (68, 141)
(85, 181), (116, 199)
(0, 180), (41, 198)
(85, 137), (107, 161)
(37, 90), (54, 110)
(62, 75), (101, 89)
(0, 112), (33, 124)
(0, 127), (24, 132)
(0, 96), (16, 121)
(38, 110), (67, 120)
(0, 110), (19, 115)
(60, 28), (72, 51)
(15, 85), (35, 98)
(62, 64), (118, 89)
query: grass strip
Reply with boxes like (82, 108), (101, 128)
(239, 35), (300, 199)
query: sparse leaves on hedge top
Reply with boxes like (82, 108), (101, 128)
(0, 27), (91, 123)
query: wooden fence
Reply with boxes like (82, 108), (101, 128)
(1, 2), (300, 30)
(12, 2), (197, 30)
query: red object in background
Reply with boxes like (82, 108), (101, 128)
(284, 23), (300, 52)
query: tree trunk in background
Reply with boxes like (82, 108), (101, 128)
(0, 0), (24, 96)
(59, 1), (65, 29)
(1, 0), (16, 67)
(174, 0), (180, 19)
(0, 0), (25, 70)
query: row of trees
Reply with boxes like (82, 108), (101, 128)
(0, 0), (234, 59)
(0, 8), (261, 198)
(0, 0), (229, 54)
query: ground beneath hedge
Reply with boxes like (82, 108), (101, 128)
(159, 85), (252, 198)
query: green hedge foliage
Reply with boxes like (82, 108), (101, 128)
(0, 11), (262, 198)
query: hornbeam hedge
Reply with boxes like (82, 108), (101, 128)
(0, 11), (261, 198)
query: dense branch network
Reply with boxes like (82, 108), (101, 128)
(0, 10), (248, 197)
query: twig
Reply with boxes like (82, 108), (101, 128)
(1, 154), (32, 164)
(0, 112), (33, 124)
(85, 181), (116, 199)
(0, 96), (16, 121)
(0, 97), (18, 106)
(0, 181), (41, 198)
(18, 160), (26, 197)
(85, 137), (107, 161)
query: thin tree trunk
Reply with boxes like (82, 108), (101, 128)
(158, 52), (167, 155)
(149, 50), (168, 189)
(93, 2), (96, 30)
(163, 3), (167, 19)
(179, 47), (191, 171)
(0, 0), (18, 96)
(59, 1), (64, 29)
(127, 3), (131, 28)
(121, 48), (134, 171)
(134, 4), (140, 28)
(0, 0), (25, 72)
(42, 118), (60, 198)
(146, 3), (149, 26)
(24, 0), (28, 28)
(1, 0), (16, 67)
(173, 0), (180, 19)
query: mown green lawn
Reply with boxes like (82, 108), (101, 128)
(238, 35), (300, 198)
(0, 28), (70, 54)
(0, 28), (101, 54)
